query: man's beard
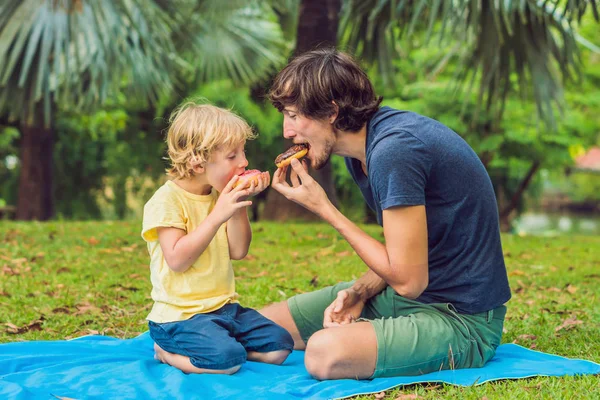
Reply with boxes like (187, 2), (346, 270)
(312, 139), (333, 170)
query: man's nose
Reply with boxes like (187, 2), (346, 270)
(283, 119), (295, 139)
(283, 130), (295, 139)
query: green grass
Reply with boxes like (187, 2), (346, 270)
(1, 221), (599, 398)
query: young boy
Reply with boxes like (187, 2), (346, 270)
(142, 101), (293, 375)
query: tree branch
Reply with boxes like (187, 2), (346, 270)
(500, 160), (541, 219)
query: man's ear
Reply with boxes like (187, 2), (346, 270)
(329, 101), (339, 124)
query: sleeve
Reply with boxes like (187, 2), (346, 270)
(141, 189), (187, 242)
(369, 131), (432, 209)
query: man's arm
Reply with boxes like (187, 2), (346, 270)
(226, 208), (252, 260)
(348, 269), (388, 302)
(322, 204), (428, 299)
(272, 158), (429, 299)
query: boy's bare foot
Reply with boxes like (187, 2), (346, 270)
(153, 343), (241, 375)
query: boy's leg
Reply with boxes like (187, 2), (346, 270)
(153, 343), (241, 375)
(232, 304), (294, 364)
(148, 308), (247, 374)
(259, 301), (306, 350)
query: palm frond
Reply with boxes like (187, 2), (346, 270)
(339, 0), (600, 128)
(184, 1), (289, 85)
(0, 0), (178, 127)
(270, 0), (300, 41)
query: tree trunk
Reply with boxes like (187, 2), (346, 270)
(498, 161), (541, 231)
(262, 0), (341, 221)
(16, 122), (54, 220)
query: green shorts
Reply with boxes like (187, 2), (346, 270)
(288, 281), (506, 378)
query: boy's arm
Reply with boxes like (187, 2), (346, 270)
(157, 212), (223, 273)
(226, 208), (252, 260)
(225, 172), (269, 260)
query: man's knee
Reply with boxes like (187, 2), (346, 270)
(304, 329), (344, 380)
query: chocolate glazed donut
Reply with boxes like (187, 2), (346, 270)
(274, 144), (309, 168)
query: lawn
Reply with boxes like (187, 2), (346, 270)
(0, 221), (598, 399)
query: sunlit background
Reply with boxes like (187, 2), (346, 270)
(1, 0), (599, 236)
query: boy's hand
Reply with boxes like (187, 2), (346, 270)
(212, 176), (253, 224)
(242, 171), (270, 198)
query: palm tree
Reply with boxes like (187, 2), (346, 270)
(0, 0), (287, 220)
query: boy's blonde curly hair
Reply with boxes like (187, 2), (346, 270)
(165, 101), (256, 179)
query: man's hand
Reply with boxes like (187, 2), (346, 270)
(271, 158), (332, 218)
(323, 288), (366, 328)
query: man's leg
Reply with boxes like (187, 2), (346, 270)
(259, 301), (306, 350)
(304, 321), (377, 380)
(260, 281), (357, 351)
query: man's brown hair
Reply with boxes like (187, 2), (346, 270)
(268, 48), (382, 132)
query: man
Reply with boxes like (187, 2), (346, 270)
(261, 48), (511, 380)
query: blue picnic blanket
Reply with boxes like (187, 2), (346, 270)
(1, 332), (598, 399)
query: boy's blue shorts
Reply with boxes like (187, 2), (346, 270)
(148, 303), (294, 370)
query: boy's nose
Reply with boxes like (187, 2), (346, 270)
(240, 155), (249, 168)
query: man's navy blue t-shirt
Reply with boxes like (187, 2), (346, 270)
(345, 107), (511, 314)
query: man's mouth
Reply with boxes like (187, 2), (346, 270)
(298, 142), (310, 158)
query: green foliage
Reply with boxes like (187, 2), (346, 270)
(340, 0), (600, 129)
(546, 170), (600, 204)
(0, 221), (599, 398)
(180, 1), (289, 85)
(52, 105), (166, 219)
(567, 173), (600, 203)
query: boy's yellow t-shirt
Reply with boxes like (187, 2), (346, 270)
(141, 180), (238, 323)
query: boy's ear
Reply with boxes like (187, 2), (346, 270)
(189, 156), (205, 174)
(191, 164), (205, 174)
